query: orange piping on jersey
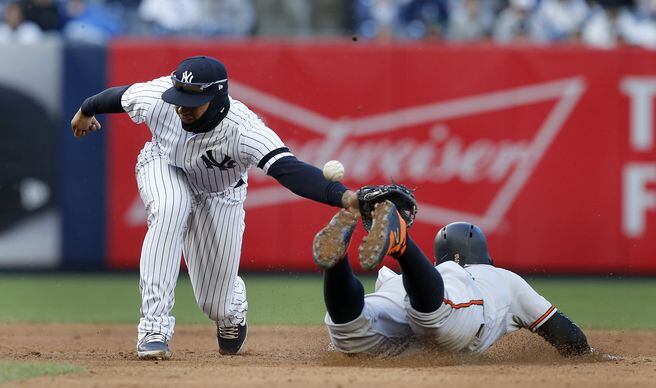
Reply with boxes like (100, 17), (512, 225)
(529, 305), (556, 331)
(442, 299), (484, 309)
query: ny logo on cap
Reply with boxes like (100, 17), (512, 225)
(181, 71), (194, 83)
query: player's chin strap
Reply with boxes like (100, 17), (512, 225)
(181, 94), (230, 134)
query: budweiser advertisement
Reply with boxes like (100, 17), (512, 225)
(106, 42), (656, 274)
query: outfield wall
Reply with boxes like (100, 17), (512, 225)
(0, 38), (62, 269)
(2, 40), (656, 274)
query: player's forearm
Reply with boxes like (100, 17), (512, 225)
(80, 85), (130, 116)
(535, 311), (590, 356)
(268, 156), (348, 207)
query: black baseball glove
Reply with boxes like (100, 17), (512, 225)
(357, 184), (417, 231)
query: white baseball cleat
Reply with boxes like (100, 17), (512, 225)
(137, 332), (171, 360)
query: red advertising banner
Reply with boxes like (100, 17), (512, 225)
(107, 41), (656, 274)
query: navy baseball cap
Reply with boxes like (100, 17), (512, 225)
(162, 56), (229, 107)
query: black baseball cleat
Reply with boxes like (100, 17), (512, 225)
(137, 332), (171, 360)
(312, 209), (358, 269)
(217, 321), (248, 355)
(358, 201), (407, 271)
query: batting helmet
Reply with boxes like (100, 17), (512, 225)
(434, 222), (493, 267)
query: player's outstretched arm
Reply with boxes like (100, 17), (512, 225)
(268, 156), (358, 213)
(535, 311), (591, 356)
(70, 85), (130, 138)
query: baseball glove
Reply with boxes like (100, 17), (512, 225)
(357, 184), (417, 231)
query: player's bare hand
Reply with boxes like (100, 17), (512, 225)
(589, 347), (621, 361)
(71, 108), (101, 138)
(342, 190), (360, 216)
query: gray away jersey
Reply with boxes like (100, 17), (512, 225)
(121, 76), (293, 195)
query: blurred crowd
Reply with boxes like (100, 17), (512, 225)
(353, 0), (656, 48)
(1, 0), (655, 49)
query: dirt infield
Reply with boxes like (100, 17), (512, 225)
(1, 324), (655, 387)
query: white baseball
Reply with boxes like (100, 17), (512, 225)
(323, 160), (345, 181)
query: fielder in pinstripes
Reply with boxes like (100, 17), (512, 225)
(70, 56), (359, 360)
(314, 203), (593, 357)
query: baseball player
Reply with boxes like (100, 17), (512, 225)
(313, 201), (591, 357)
(70, 56), (359, 360)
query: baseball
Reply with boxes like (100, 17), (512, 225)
(323, 160), (345, 181)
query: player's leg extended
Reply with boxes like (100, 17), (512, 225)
(315, 210), (412, 356)
(183, 194), (247, 354)
(359, 201), (444, 312)
(324, 256), (365, 323)
(313, 210), (364, 323)
(135, 157), (192, 358)
(397, 238), (444, 312)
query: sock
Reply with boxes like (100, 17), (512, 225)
(323, 255), (365, 324)
(396, 237), (444, 313)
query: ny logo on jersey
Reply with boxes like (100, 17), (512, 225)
(201, 150), (236, 170)
(181, 71), (194, 83)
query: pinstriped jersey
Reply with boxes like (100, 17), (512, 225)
(121, 76), (293, 195)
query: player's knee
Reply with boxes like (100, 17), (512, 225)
(325, 312), (390, 355)
(145, 198), (191, 229)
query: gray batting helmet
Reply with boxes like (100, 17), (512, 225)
(434, 222), (493, 266)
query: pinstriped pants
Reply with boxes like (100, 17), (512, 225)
(135, 157), (247, 341)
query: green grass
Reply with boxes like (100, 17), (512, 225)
(0, 361), (83, 383)
(527, 278), (656, 329)
(0, 274), (654, 329)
